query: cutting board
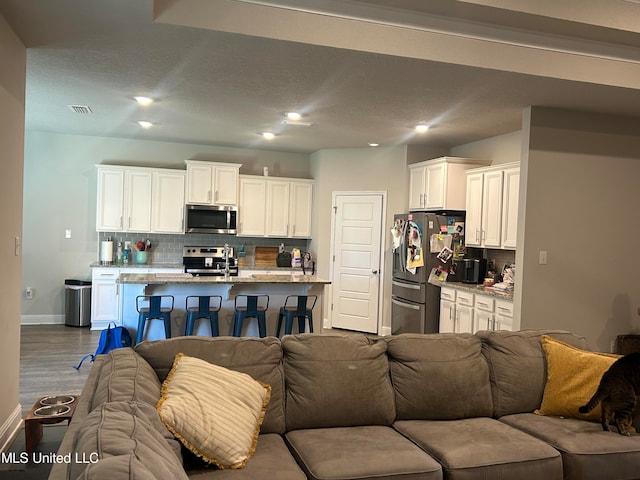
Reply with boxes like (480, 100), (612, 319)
(254, 246), (279, 267)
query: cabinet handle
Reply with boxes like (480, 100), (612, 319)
(214, 190), (218, 203)
(292, 225), (295, 236)
(207, 190), (212, 203)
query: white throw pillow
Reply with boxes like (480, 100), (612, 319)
(157, 353), (270, 469)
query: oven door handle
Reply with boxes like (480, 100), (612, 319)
(392, 298), (421, 310)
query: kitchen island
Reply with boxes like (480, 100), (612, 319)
(116, 273), (330, 341)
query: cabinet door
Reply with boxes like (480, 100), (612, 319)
(501, 167), (520, 249)
(439, 299), (455, 333)
(456, 306), (474, 333)
(96, 168), (125, 231)
(91, 269), (120, 325)
(289, 181), (313, 238)
(474, 310), (494, 333)
(213, 166), (239, 205)
(481, 170), (503, 247)
(465, 172), (484, 246)
(238, 177), (266, 236)
(425, 162), (446, 209)
(124, 170), (152, 232)
(186, 164), (213, 204)
(266, 180), (290, 237)
(151, 171), (185, 233)
(408, 166), (426, 210)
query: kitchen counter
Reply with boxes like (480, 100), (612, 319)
(91, 262), (184, 269)
(116, 273), (329, 341)
(429, 278), (514, 300)
(117, 273), (329, 284)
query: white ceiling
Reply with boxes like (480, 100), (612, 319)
(1, 0), (640, 153)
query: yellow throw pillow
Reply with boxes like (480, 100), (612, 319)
(535, 335), (620, 422)
(157, 353), (270, 469)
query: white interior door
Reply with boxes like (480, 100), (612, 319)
(330, 193), (383, 333)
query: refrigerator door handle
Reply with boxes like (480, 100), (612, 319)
(392, 279), (421, 290)
(392, 298), (421, 310)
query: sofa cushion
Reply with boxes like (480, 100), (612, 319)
(74, 454), (165, 480)
(500, 413), (640, 480)
(477, 330), (589, 417)
(386, 333), (493, 420)
(69, 401), (185, 480)
(184, 434), (306, 480)
(285, 425), (442, 480)
(135, 336), (285, 434)
(282, 333), (395, 430)
(157, 353), (270, 469)
(536, 335), (619, 422)
(394, 417), (562, 480)
(91, 348), (162, 411)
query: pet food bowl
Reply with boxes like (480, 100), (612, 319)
(34, 405), (71, 417)
(40, 395), (75, 406)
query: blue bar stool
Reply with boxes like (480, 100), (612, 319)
(232, 295), (269, 338)
(135, 295), (174, 344)
(275, 295), (317, 336)
(185, 295), (222, 337)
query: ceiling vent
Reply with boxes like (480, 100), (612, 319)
(68, 105), (92, 114)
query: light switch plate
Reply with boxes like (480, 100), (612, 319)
(538, 250), (548, 265)
(65, 229), (72, 239)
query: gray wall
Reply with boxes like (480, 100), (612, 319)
(309, 146), (409, 334)
(517, 107), (640, 351)
(0, 13), (25, 448)
(21, 131), (310, 321)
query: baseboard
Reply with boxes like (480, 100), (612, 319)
(0, 404), (23, 452)
(379, 325), (392, 336)
(20, 314), (64, 325)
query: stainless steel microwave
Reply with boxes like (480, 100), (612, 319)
(185, 205), (237, 234)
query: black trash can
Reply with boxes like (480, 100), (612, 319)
(64, 279), (92, 327)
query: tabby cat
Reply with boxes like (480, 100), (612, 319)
(579, 352), (640, 435)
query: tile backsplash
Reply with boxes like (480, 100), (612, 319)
(98, 232), (310, 265)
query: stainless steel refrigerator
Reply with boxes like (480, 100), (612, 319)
(391, 211), (465, 334)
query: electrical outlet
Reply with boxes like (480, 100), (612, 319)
(65, 229), (72, 239)
(25, 287), (33, 299)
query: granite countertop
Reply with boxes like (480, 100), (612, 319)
(430, 279), (514, 300)
(117, 273), (330, 285)
(91, 262), (185, 269)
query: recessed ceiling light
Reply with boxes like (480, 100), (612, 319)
(138, 121), (153, 128)
(415, 124), (430, 133)
(368, 143), (380, 147)
(262, 132), (275, 140)
(285, 112), (301, 120)
(134, 96), (154, 106)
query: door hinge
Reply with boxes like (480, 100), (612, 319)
(333, 205), (337, 213)
(331, 303), (333, 311)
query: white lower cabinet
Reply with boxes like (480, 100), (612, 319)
(439, 286), (513, 333)
(91, 267), (183, 330)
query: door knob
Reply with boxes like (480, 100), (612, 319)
(372, 270), (378, 274)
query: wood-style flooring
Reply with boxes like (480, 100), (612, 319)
(19, 325), (100, 418)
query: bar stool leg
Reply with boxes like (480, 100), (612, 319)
(233, 313), (244, 337)
(136, 314), (146, 344)
(307, 311), (314, 333)
(209, 313), (219, 337)
(163, 313), (171, 339)
(257, 313), (267, 338)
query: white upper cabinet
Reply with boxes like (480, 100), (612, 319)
(408, 157), (490, 211)
(96, 167), (125, 231)
(238, 175), (313, 238)
(185, 160), (240, 206)
(465, 162), (520, 250)
(97, 166), (185, 234)
(288, 180), (313, 238)
(266, 180), (290, 237)
(501, 166), (520, 249)
(151, 170), (185, 234)
(238, 176), (267, 236)
(124, 170), (153, 232)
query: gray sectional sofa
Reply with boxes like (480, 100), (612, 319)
(48, 330), (640, 480)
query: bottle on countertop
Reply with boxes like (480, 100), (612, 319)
(123, 245), (129, 265)
(116, 242), (123, 265)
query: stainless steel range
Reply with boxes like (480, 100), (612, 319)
(182, 245), (238, 276)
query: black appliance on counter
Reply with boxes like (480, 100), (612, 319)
(452, 258), (487, 284)
(183, 246), (238, 276)
(391, 211), (465, 334)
